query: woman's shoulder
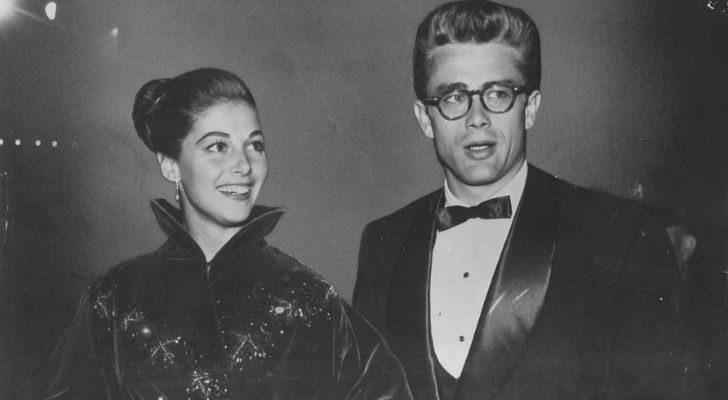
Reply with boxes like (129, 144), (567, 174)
(257, 245), (341, 317)
(261, 245), (332, 287)
(86, 250), (160, 299)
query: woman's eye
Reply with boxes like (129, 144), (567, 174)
(247, 140), (265, 153)
(206, 141), (227, 153)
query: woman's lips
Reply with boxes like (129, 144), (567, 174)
(217, 184), (252, 199)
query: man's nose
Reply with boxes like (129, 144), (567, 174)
(465, 94), (491, 128)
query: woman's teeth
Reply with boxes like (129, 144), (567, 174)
(218, 184), (251, 195)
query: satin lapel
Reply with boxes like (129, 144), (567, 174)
(455, 167), (559, 400)
(386, 191), (443, 400)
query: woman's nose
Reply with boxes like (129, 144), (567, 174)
(229, 150), (251, 175)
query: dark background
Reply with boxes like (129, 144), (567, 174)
(1, 0), (727, 396)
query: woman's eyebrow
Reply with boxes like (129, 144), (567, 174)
(194, 131), (230, 144)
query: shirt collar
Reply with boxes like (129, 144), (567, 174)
(150, 199), (285, 261)
(443, 161), (528, 214)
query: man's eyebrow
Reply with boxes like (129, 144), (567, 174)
(195, 131), (229, 144)
(433, 82), (468, 95)
(480, 78), (520, 89)
(432, 79), (523, 95)
(249, 130), (264, 139)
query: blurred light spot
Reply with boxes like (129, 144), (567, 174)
(0, 139), (4, 146)
(51, 140), (58, 147)
(629, 183), (644, 199)
(110, 26), (119, 37)
(44, 2), (56, 20)
(35, 139), (41, 146)
(0, 0), (13, 21)
(14, 139), (20, 146)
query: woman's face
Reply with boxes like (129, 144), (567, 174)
(163, 101), (267, 232)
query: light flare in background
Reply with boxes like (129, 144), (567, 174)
(44, 1), (56, 20)
(0, 0), (14, 21)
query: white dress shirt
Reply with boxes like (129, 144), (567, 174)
(430, 162), (528, 378)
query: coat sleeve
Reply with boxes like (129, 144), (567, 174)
(332, 299), (413, 400)
(32, 289), (119, 399)
(353, 219), (402, 337)
(352, 222), (382, 329)
(605, 209), (710, 400)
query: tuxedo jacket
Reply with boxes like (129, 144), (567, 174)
(353, 165), (706, 400)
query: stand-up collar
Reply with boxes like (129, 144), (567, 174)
(149, 199), (285, 261)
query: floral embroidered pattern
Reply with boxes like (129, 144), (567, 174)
(187, 370), (230, 400)
(92, 289), (113, 321)
(93, 261), (338, 398)
(150, 336), (184, 369)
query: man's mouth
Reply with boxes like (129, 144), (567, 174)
(466, 143), (492, 151)
(465, 141), (495, 151)
(463, 140), (497, 160)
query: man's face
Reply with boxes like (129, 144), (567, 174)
(414, 42), (541, 203)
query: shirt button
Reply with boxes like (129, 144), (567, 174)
(463, 272), (469, 278)
(459, 336), (464, 342)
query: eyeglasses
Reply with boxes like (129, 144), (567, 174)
(421, 83), (535, 120)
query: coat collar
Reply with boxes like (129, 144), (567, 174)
(454, 165), (558, 400)
(150, 199), (284, 262)
(385, 190), (443, 399)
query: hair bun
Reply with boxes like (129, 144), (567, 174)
(132, 78), (171, 152)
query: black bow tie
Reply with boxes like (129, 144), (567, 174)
(436, 195), (512, 231)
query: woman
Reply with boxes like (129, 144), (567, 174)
(37, 68), (411, 400)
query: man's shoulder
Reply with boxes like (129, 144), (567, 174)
(526, 166), (660, 245)
(528, 166), (650, 221)
(558, 179), (651, 223)
(363, 189), (440, 236)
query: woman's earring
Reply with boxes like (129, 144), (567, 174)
(175, 180), (181, 202)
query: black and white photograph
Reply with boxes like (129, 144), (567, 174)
(1, 0), (727, 399)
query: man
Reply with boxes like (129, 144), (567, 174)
(353, 1), (706, 399)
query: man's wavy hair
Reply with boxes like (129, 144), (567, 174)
(413, 0), (541, 100)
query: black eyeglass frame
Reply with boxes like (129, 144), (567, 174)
(421, 84), (536, 121)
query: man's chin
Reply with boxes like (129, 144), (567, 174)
(451, 170), (504, 188)
(456, 161), (524, 188)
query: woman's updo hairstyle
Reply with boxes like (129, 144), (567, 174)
(132, 67), (256, 158)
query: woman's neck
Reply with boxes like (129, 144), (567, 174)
(184, 216), (242, 262)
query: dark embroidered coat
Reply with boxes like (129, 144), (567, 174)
(38, 200), (412, 400)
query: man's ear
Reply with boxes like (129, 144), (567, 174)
(157, 153), (180, 183)
(524, 89), (542, 131)
(414, 100), (435, 139)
